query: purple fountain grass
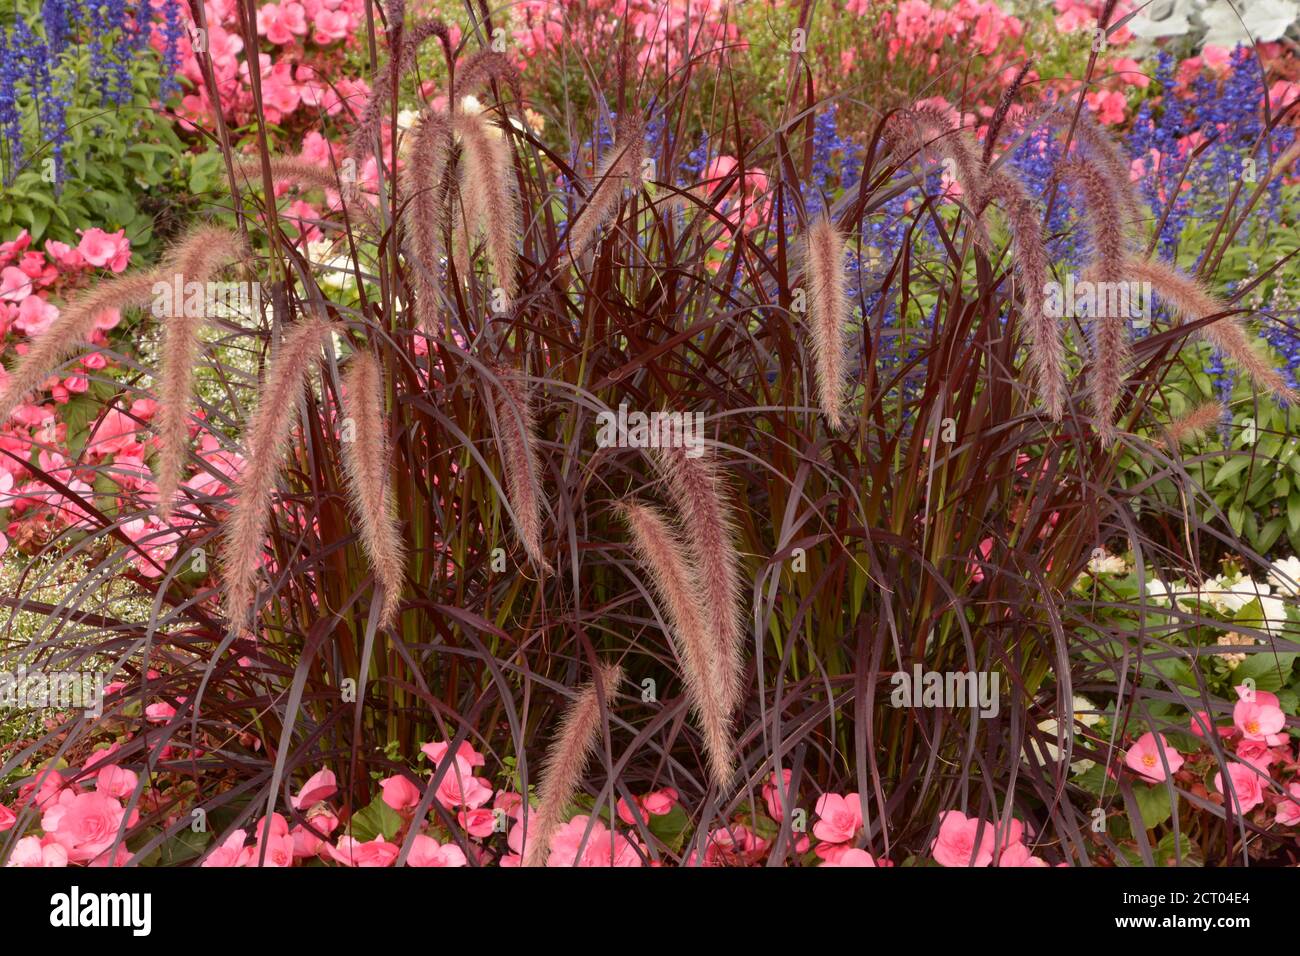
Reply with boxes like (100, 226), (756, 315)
(220, 314), (337, 636)
(565, 113), (645, 261)
(348, 15), (450, 171)
(886, 106), (990, 223)
(453, 50), (522, 106)
(803, 216), (851, 431)
(1163, 400), (1223, 448)
(521, 660), (623, 867)
(491, 365), (551, 573)
(452, 112), (521, 306)
(341, 351), (407, 630)
(1057, 156), (1131, 445)
(620, 500), (735, 790)
(654, 443), (745, 715)
(982, 59), (1034, 166)
(153, 225), (249, 520)
(1049, 107), (1143, 230)
(403, 109), (454, 331)
(1122, 257), (1299, 406)
(980, 166), (1066, 420)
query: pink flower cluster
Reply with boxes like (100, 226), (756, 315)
(510, 0), (740, 73)
(153, 0), (371, 128)
(3, 746), (140, 868)
(931, 811), (1054, 867)
(1122, 686), (1299, 825)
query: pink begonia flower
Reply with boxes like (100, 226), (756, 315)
(763, 769), (794, 821)
(6, 835), (69, 867)
(458, 807), (495, 838)
(408, 834), (468, 867)
(13, 295), (58, 336)
(421, 739), (486, 768)
(1189, 710), (1232, 738)
(256, 1), (308, 44)
(617, 796), (647, 826)
(292, 767), (338, 809)
(202, 829), (254, 867)
(95, 765), (139, 801)
(433, 757), (492, 809)
(1214, 763), (1267, 815)
(252, 828), (295, 867)
(996, 842), (1050, 867)
(1268, 80), (1300, 114)
(307, 804), (339, 834)
(1235, 738), (1275, 772)
(312, 8), (350, 43)
(76, 228), (131, 272)
(0, 265), (32, 301)
(494, 790), (524, 821)
(547, 815), (644, 867)
(1275, 783), (1300, 826)
(1201, 45), (1233, 71)
(812, 792), (863, 844)
(0, 802), (15, 831)
(420, 739), (492, 808)
(703, 823), (770, 866)
(291, 825), (325, 859)
(85, 408), (139, 459)
(0, 531), (7, 558)
(145, 701), (177, 722)
(19, 769), (68, 811)
(121, 517), (180, 576)
(1233, 698), (1286, 741)
(44, 240), (84, 270)
(1085, 89), (1127, 125)
(1124, 731), (1184, 783)
(931, 810), (995, 867)
(1104, 56), (1149, 88)
(329, 835), (400, 867)
(643, 787), (678, 815)
(379, 774), (421, 811)
(819, 846), (877, 867)
(87, 844), (130, 867)
(40, 789), (134, 863)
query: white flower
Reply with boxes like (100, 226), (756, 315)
(1024, 697), (1100, 773)
(396, 109), (420, 132)
(1201, 575), (1271, 614)
(1201, 0), (1299, 47)
(1144, 579), (1175, 605)
(1128, 0), (1199, 38)
(1267, 556), (1300, 596)
(306, 240), (357, 291)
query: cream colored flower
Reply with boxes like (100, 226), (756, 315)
(1267, 556), (1300, 597)
(1088, 551), (1128, 575)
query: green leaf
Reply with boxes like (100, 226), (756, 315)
(647, 804), (692, 854)
(1257, 517), (1285, 553)
(1212, 456), (1251, 487)
(1131, 782), (1176, 830)
(1234, 652), (1299, 692)
(157, 827), (212, 865)
(349, 796), (403, 842)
